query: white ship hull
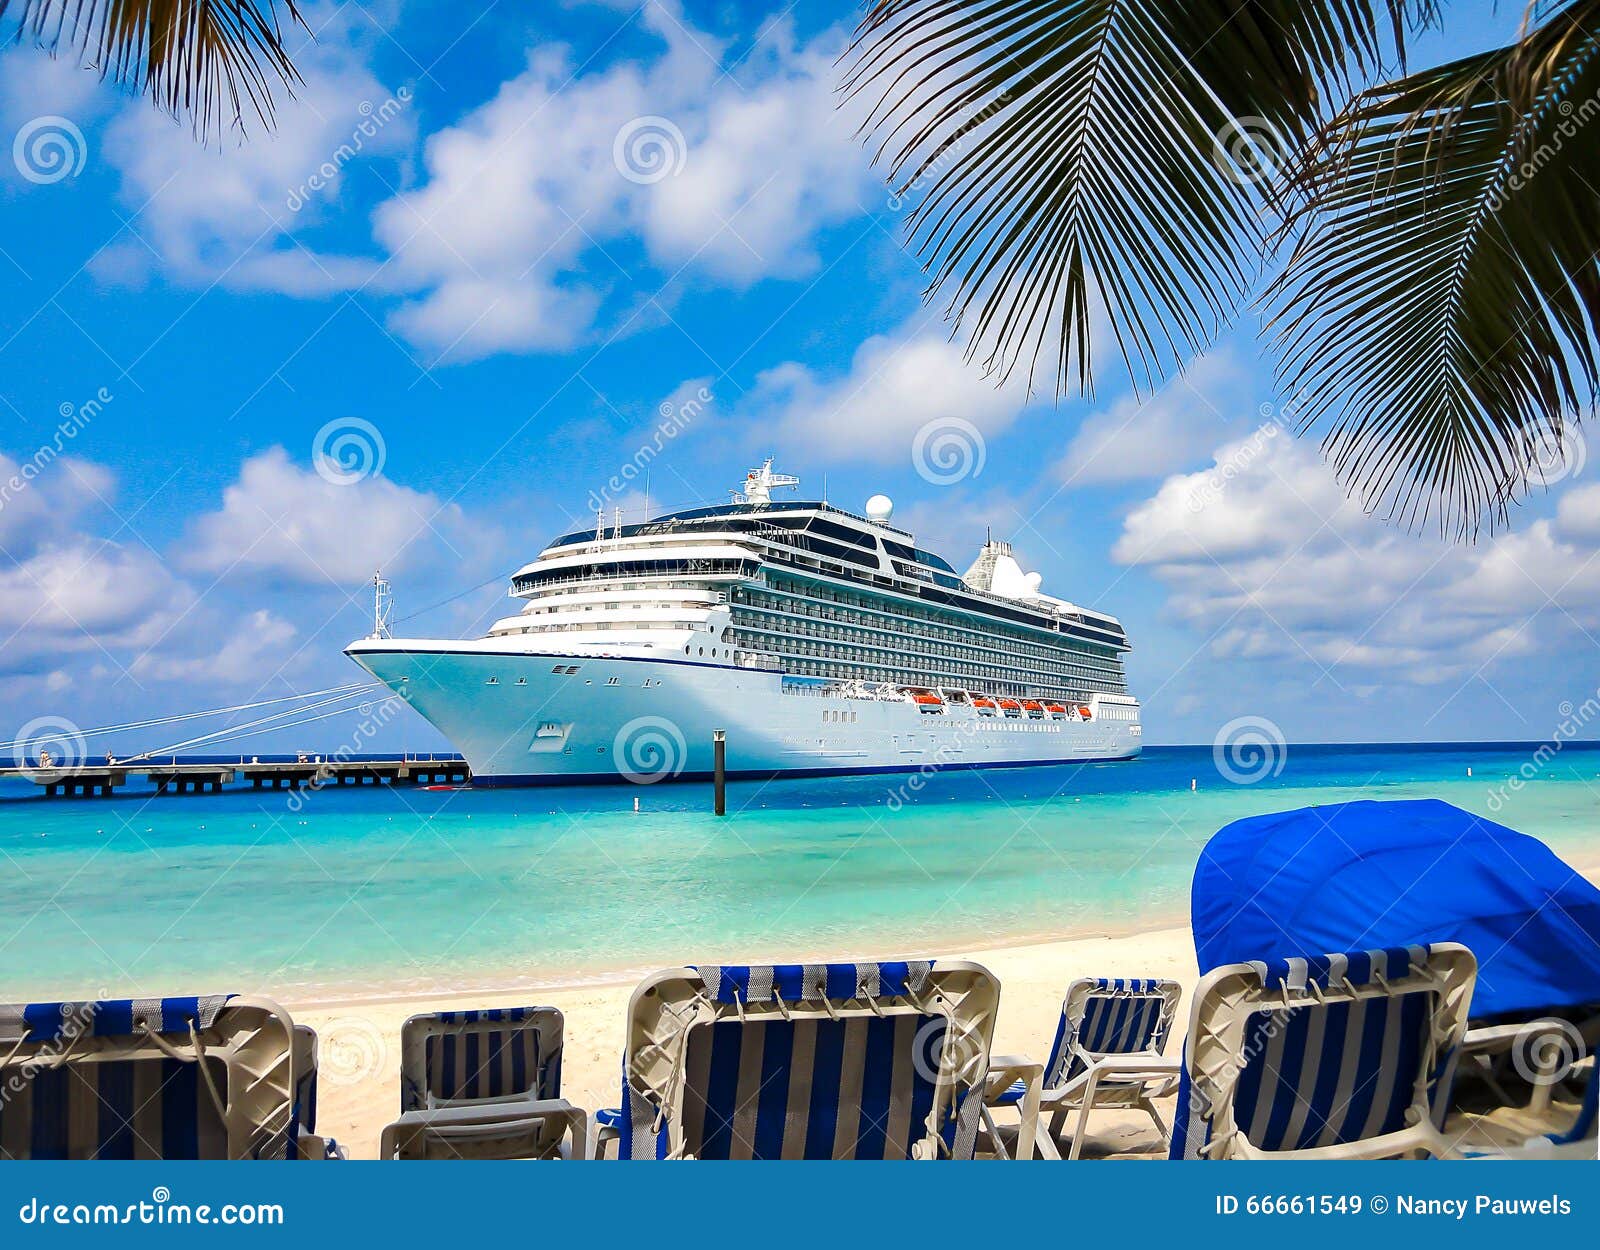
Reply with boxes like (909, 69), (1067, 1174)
(347, 638), (1141, 786)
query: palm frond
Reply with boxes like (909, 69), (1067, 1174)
(1272, 0), (1600, 538)
(1, 0), (304, 135)
(843, 1), (1422, 397)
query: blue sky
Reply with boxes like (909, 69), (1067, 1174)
(0, 0), (1594, 755)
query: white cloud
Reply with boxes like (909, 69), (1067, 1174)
(1113, 432), (1600, 688)
(132, 609), (297, 683)
(743, 316), (1029, 462)
(0, 454), (116, 553)
(91, 3), (412, 294)
(1554, 481), (1600, 543)
(0, 47), (112, 135)
(0, 539), (193, 675)
(74, 3), (875, 360)
(182, 447), (466, 586)
(0, 450), (195, 680)
(1058, 350), (1252, 484)
(635, 20), (870, 281)
(373, 4), (873, 359)
(0, 450), (310, 688)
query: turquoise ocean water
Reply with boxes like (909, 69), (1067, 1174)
(0, 744), (1595, 1001)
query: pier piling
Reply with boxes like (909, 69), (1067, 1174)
(713, 730), (727, 817)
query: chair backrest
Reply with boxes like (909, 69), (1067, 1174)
(0, 995), (298, 1160)
(1170, 944), (1476, 1159)
(619, 960), (999, 1160)
(400, 1006), (562, 1112)
(1043, 977), (1181, 1087)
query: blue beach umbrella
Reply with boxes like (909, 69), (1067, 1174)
(1192, 798), (1600, 1018)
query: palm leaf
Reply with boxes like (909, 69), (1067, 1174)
(1272, 0), (1600, 537)
(2, 0), (304, 134)
(843, 0), (1424, 397)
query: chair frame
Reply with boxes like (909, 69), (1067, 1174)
(383, 1005), (579, 1160)
(616, 960), (1002, 1160)
(1176, 944), (1476, 1160)
(399, 1005), (563, 1112)
(381, 1101), (587, 1160)
(982, 977), (1182, 1160)
(0, 995), (331, 1160)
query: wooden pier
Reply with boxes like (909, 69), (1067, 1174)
(0, 757), (471, 798)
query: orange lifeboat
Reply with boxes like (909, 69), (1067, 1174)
(1021, 699), (1045, 718)
(1078, 705), (1093, 720)
(1044, 702), (1068, 718)
(910, 690), (944, 713)
(972, 696), (997, 717)
(998, 698), (1022, 718)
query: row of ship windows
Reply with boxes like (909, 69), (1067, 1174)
(727, 626), (1126, 693)
(500, 620), (698, 634)
(752, 575), (1123, 648)
(739, 604), (1118, 674)
(734, 616), (1121, 686)
(742, 581), (1121, 665)
(771, 658), (1102, 701)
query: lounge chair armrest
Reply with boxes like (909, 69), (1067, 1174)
(1084, 1052), (1181, 1075)
(983, 1054), (1043, 1159)
(1080, 1052), (1182, 1098)
(983, 1053), (1043, 1096)
(1462, 1021), (1543, 1053)
(380, 1098), (588, 1160)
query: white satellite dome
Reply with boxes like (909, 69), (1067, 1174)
(1025, 571), (1043, 593)
(865, 494), (894, 522)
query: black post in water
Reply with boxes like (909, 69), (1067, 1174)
(713, 729), (727, 816)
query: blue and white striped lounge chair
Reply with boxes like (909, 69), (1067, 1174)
(380, 1006), (584, 1160)
(613, 959), (1001, 1159)
(1170, 943), (1476, 1160)
(983, 976), (1182, 1159)
(0, 995), (336, 1159)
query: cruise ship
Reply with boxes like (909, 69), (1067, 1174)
(346, 462), (1141, 785)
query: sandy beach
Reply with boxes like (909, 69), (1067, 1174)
(291, 925), (1199, 1158)
(292, 850), (1600, 1158)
